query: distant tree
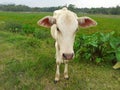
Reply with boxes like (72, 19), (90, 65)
(0, 4), (120, 15)
(111, 5), (120, 15)
(68, 4), (76, 12)
(32, 7), (41, 12)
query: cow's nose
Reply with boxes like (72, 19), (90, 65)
(62, 53), (74, 60)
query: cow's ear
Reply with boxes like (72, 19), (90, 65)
(37, 16), (56, 28)
(78, 16), (97, 28)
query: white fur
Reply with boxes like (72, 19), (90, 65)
(38, 7), (97, 82)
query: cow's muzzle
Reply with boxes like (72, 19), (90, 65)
(62, 53), (74, 60)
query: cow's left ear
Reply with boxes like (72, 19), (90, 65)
(37, 16), (56, 28)
(78, 16), (97, 28)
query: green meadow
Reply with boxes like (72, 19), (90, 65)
(0, 12), (120, 90)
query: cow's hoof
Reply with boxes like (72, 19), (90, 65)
(54, 80), (59, 84)
(65, 77), (69, 80)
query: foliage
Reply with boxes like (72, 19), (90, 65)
(0, 12), (52, 39)
(21, 24), (35, 35)
(77, 6), (120, 15)
(0, 4), (120, 15)
(74, 32), (120, 63)
(17, 37), (41, 49)
(0, 4), (30, 12)
(3, 21), (50, 39)
(33, 28), (50, 39)
(4, 21), (22, 33)
(0, 12), (120, 89)
(3, 21), (36, 35)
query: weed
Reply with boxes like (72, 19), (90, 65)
(33, 28), (50, 39)
(21, 24), (35, 35)
(0, 12), (120, 90)
(4, 21), (22, 33)
(18, 37), (41, 49)
(74, 32), (120, 63)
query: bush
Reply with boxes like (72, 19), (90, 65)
(2, 21), (50, 39)
(74, 31), (120, 64)
(4, 21), (22, 33)
(3, 21), (35, 35)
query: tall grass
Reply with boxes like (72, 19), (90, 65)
(0, 12), (120, 35)
(0, 12), (52, 39)
(0, 12), (120, 90)
(0, 31), (55, 90)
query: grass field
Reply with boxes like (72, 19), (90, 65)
(0, 12), (120, 90)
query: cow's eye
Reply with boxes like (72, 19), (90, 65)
(57, 27), (60, 32)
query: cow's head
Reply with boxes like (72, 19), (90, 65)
(38, 8), (97, 60)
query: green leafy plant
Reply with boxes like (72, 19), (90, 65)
(74, 31), (120, 64)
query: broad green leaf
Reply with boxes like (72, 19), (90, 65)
(95, 58), (102, 63)
(116, 51), (120, 62)
(84, 53), (91, 60)
(100, 33), (110, 42)
(109, 31), (115, 35)
(110, 37), (120, 49)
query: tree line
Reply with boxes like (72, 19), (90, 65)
(0, 4), (120, 15)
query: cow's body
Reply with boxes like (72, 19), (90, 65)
(38, 8), (97, 83)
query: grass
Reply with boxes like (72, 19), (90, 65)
(0, 12), (120, 90)
(0, 31), (55, 90)
(77, 14), (120, 35)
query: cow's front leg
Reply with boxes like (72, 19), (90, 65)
(55, 54), (62, 83)
(54, 42), (62, 83)
(64, 61), (69, 79)
(54, 62), (61, 83)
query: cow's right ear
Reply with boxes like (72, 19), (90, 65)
(78, 16), (97, 28)
(37, 16), (56, 28)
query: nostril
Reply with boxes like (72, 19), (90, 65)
(70, 53), (74, 59)
(62, 53), (74, 60)
(63, 53), (66, 58)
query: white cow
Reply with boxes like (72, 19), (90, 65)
(37, 7), (97, 83)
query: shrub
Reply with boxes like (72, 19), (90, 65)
(4, 21), (22, 33)
(74, 31), (120, 64)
